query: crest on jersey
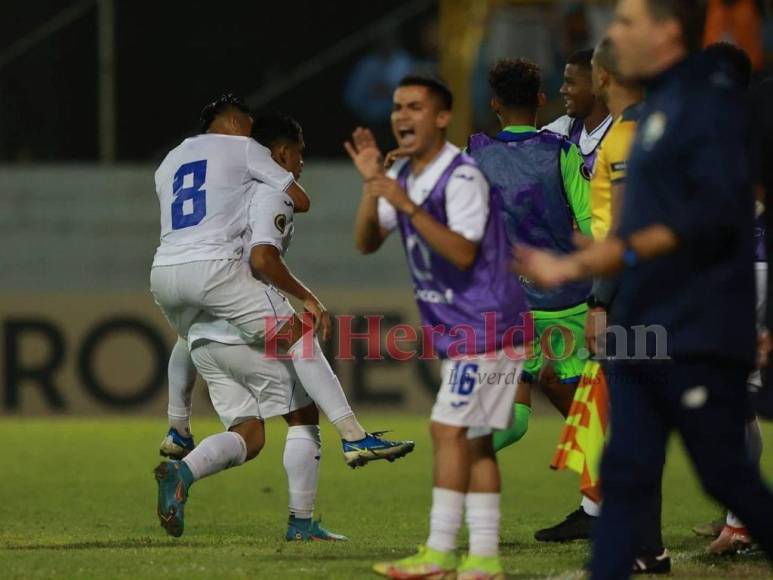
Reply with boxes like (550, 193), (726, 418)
(274, 214), (287, 233)
(642, 112), (667, 150)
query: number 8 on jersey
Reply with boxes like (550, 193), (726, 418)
(172, 160), (207, 230)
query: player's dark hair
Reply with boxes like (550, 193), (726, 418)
(567, 49), (594, 71)
(488, 58), (541, 110)
(252, 113), (303, 148)
(646, 0), (707, 52)
(199, 93), (251, 133)
(398, 75), (453, 111)
(704, 42), (753, 89)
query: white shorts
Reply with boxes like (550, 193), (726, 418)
(190, 341), (312, 428)
(150, 259), (294, 343)
(431, 349), (523, 436)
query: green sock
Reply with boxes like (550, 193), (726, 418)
(493, 403), (532, 452)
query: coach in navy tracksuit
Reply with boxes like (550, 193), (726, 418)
(513, 1), (773, 578)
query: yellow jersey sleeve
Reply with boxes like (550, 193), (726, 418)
(590, 141), (613, 240)
(607, 120), (637, 185)
(590, 113), (639, 240)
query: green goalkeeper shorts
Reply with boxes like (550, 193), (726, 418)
(522, 303), (588, 383)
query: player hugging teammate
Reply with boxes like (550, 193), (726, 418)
(150, 95), (414, 541)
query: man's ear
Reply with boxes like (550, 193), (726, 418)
(537, 92), (547, 109)
(436, 110), (452, 130)
(601, 67), (612, 87)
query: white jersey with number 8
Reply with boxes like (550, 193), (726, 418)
(152, 134), (294, 267)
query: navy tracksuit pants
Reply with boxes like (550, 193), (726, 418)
(590, 357), (773, 579)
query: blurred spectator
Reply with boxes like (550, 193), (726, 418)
(561, 1), (615, 61)
(472, 3), (558, 131)
(343, 29), (416, 124)
(411, 17), (440, 77)
(563, 1), (592, 55)
(471, 2), (615, 134)
(704, 0), (764, 70)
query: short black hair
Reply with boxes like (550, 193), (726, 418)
(199, 93), (251, 133)
(488, 58), (541, 110)
(646, 0), (707, 52)
(397, 75), (453, 111)
(252, 113), (303, 148)
(705, 42), (753, 89)
(567, 49), (594, 71)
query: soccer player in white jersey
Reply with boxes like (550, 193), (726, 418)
(350, 76), (530, 580)
(541, 50), (613, 176)
(153, 113), (414, 539)
(152, 94), (408, 460)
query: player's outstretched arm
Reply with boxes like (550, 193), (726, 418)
(512, 224), (679, 288)
(249, 244), (331, 341)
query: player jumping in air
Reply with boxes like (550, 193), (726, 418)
(350, 75), (530, 580)
(155, 114), (384, 541)
(150, 95), (415, 537)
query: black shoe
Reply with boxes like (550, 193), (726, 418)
(632, 549), (671, 574)
(534, 507), (595, 542)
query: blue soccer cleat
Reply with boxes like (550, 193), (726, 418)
(154, 460), (192, 537)
(342, 431), (415, 468)
(159, 428), (195, 459)
(286, 516), (349, 542)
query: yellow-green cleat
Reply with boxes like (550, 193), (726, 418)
(373, 545), (458, 579)
(456, 554), (505, 580)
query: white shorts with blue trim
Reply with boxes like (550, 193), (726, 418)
(431, 348), (524, 437)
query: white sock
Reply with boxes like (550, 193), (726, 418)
(284, 425), (321, 519)
(168, 337), (197, 437)
(466, 492), (500, 557)
(182, 431), (246, 481)
(726, 511), (744, 528)
(288, 337), (365, 441)
(332, 414), (367, 442)
(581, 495), (601, 517)
(427, 487), (465, 553)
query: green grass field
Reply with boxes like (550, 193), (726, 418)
(0, 414), (771, 579)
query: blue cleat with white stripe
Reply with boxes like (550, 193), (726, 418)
(159, 428), (195, 459)
(342, 431), (415, 468)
